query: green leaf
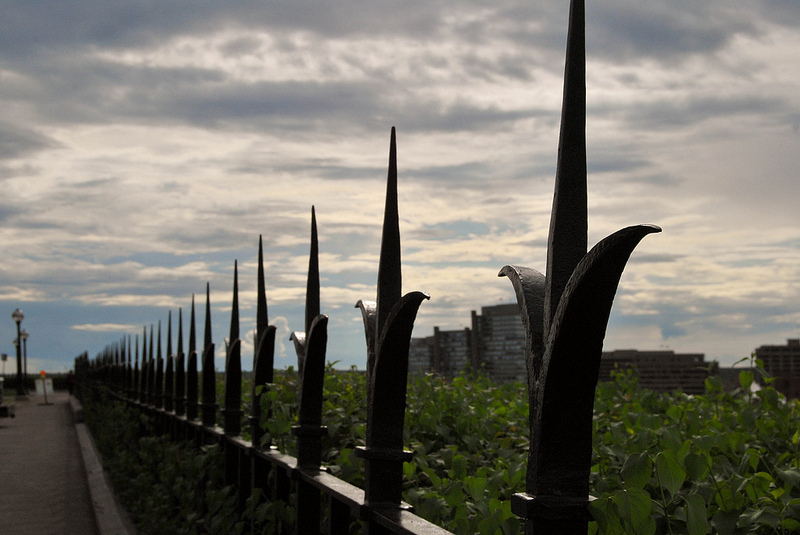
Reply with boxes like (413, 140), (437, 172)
(684, 494), (708, 535)
(655, 451), (686, 498)
(588, 496), (626, 535)
(452, 455), (467, 480)
(613, 488), (652, 531)
(684, 453), (710, 481)
(466, 476), (487, 500)
(621, 452), (652, 489)
(739, 370), (754, 391)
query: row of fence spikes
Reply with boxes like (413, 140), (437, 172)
(84, 128), (429, 518)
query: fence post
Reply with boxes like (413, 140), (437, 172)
(290, 207), (329, 535)
(355, 128), (429, 533)
(499, 1), (660, 533)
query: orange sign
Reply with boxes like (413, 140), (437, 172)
(40, 370), (46, 377)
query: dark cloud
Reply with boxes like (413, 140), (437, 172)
(602, 95), (786, 132)
(588, 1), (758, 63)
(0, 122), (61, 160)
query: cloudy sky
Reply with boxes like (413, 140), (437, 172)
(1, 1), (798, 375)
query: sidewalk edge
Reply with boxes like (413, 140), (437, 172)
(71, 396), (137, 535)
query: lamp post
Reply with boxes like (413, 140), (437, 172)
(21, 329), (29, 387)
(12, 309), (25, 399)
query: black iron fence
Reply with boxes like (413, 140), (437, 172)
(73, 1), (659, 534)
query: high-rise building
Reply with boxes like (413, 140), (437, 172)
(755, 339), (800, 398)
(408, 304), (526, 383)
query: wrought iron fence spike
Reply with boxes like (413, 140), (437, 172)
(376, 126), (402, 345)
(230, 261), (239, 343)
(305, 206), (320, 336)
(545, 0), (587, 335)
(167, 310), (173, 358)
(177, 308), (183, 355)
(204, 283), (212, 350)
(257, 235), (268, 341)
(189, 294), (196, 355)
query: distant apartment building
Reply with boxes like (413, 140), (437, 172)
(410, 304), (712, 390)
(409, 304), (526, 383)
(599, 349), (713, 395)
(755, 339), (800, 398)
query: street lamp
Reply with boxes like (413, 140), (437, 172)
(12, 309), (25, 399)
(21, 329), (29, 388)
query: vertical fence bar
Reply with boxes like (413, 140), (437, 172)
(176, 308), (186, 418)
(251, 236), (276, 448)
(148, 324), (155, 406)
(133, 334), (140, 402)
(155, 321), (164, 410)
(250, 236), (277, 534)
(223, 263), (245, 502)
(126, 335), (132, 398)
(141, 326), (149, 404)
(224, 262), (243, 437)
(355, 128), (428, 534)
(201, 284), (217, 429)
(165, 312), (174, 414)
(290, 207), (329, 535)
(187, 296), (199, 422)
(497, 1), (660, 533)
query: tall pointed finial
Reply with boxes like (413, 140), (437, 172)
(375, 126), (402, 344)
(204, 283), (212, 350)
(189, 294), (196, 355)
(230, 261), (239, 343)
(545, 0), (587, 331)
(305, 207), (320, 336)
(167, 310), (173, 358)
(257, 236), (269, 340)
(177, 308), (183, 356)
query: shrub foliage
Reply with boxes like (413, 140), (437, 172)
(83, 358), (800, 534)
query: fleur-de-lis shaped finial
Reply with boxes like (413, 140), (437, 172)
(289, 207), (330, 470)
(500, 1), (660, 532)
(355, 127), (430, 509)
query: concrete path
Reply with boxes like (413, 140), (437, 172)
(0, 391), (110, 535)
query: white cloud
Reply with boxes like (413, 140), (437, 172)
(0, 0), (798, 372)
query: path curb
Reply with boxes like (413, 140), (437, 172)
(70, 396), (137, 535)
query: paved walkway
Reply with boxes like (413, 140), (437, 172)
(0, 391), (100, 535)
